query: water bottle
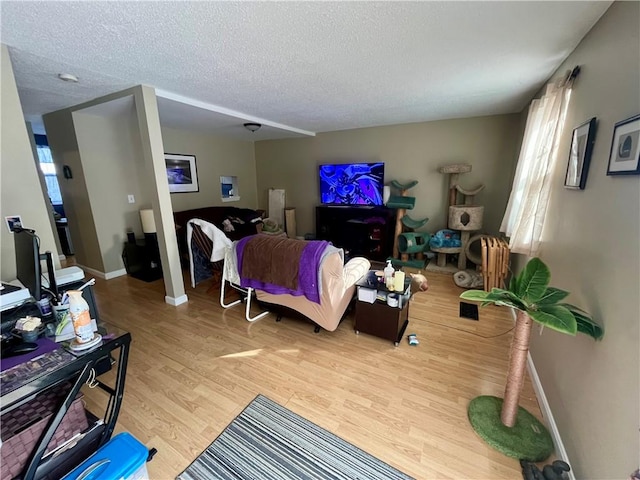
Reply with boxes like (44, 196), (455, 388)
(384, 260), (395, 290)
(68, 290), (93, 343)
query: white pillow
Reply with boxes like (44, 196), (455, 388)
(343, 257), (371, 287)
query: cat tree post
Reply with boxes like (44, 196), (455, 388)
(393, 188), (409, 259)
(449, 205), (484, 270)
(439, 164), (485, 208)
(438, 164), (485, 270)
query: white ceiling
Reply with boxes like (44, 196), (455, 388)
(1, 1), (611, 140)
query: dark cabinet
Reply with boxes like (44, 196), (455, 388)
(122, 234), (162, 282)
(55, 219), (74, 256)
(316, 206), (396, 261)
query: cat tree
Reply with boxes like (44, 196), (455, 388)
(386, 180), (430, 269)
(433, 164), (485, 270)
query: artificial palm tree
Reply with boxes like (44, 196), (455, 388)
(460, 257), (603, 460)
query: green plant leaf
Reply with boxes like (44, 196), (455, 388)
(537, 287), (569, 305)
(559, 303), (604, 340)
(460, 289), (525, 310)
(528, 304), (577, 335)
(516, 258), (550, 303)
(485, 288), (527, 310)
(509, 274), (518, 294)
(459, 290), (490, 302)
(559, 302), (588, 315)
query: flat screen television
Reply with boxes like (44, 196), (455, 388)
(319, 162), (385, 206)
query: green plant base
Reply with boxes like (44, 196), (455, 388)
(468, 396), (554, 462)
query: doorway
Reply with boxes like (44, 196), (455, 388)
(33, 134), (73, 257)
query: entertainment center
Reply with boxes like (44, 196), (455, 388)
(315, 206), (396, 262)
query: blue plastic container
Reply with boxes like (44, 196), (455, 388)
(63, 432), (149, 480)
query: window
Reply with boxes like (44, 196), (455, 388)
(500, 76), (574, 256)
(34, 136), (63, 206)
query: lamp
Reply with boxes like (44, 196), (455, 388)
(139, 209), (156, 234)
(243, 122), (261, 133)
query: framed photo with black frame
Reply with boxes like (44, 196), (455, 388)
(564, 117), (597, 190)
(606, 114), (640, 176)
(165, 153), (199, 193)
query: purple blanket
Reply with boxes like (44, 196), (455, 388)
(236, 236), (329, 304)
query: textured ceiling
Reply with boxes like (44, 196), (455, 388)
(1, 1), (611, 139)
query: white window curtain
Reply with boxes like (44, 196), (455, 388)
(500, 76), (574, 256)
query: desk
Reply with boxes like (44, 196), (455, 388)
(1, 282), (99, 336)
(0, 324), (131, 480)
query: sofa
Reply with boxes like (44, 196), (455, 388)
(221, 235), (370, 332)
(173, 206), (263, 263)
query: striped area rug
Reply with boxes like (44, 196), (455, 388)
(177, 394), (413, 480)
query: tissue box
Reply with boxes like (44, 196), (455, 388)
(357, 287), (377, 304)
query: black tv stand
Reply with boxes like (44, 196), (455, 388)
(316, 205), (396, 261)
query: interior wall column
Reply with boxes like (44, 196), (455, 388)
(133, 85), (187, 305)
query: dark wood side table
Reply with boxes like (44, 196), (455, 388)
(354, 270), (411, 346)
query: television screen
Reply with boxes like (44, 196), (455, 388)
(319, 162), (385, 205)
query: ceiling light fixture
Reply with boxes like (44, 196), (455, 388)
(243, 122), (261, 133)
(58, 73), (79, 83)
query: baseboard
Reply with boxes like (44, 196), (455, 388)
(527, 354), (576, 480)
(509, 309), (575, 478)
(58, 254), (66, 261)
(104, 268), (127, 280)
(75, 265), (128, 281)
(76, 265), (106, 280)
(165, 294), (188, 306)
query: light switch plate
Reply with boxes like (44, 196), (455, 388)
(127, 194), (135, 204)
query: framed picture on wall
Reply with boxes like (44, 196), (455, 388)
(606, 114), (640, 175)
(165, 153), (198, 193)
(4, 215), (23, 232)
(564, 117), (597, 190)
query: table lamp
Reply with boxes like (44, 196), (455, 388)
(139, 209), (156, 235)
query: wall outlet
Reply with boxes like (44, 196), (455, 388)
(127, 194), (135, 204)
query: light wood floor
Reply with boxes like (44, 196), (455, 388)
(82, 270), (546, 479)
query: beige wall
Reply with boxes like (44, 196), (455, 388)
(1, 45), (60, 281)
(520, 2), (639, 477)
(73, 103), (149, 274)
(44, 86), (186, 302)
(255, 115), (521, 237)
(161, 126), (258, 212)
(44, 109), (105, 272)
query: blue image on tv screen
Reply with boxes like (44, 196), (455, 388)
(319, 162), (385, 205)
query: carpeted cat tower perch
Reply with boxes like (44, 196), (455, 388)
(386, 180), (430, 269)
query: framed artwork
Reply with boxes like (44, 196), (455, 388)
(165, 153), (198, 193)
(5, 215), (23, 232)
(564, 117), (597, 190)
(606, 114), (640, 176)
